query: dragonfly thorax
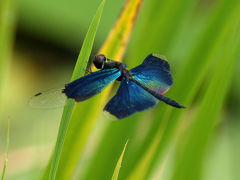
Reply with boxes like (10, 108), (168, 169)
(94, 54), (127, 70)
(116, 63), (131, 81)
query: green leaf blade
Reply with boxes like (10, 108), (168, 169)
(45, 1), (106, 179)
(111, 140), (129, 180)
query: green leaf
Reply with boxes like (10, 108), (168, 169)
(44, 1), (106, 179)
(111, 140), (129, 180)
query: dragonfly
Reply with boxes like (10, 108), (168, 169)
(30, 54), (185, 119)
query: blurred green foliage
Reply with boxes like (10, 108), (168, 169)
(0, 0), (239, 179)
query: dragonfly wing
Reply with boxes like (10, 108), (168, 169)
(130, 54), (173, 95)
(63, 68), (121, 101)
(104, 77), (159, 119)
(29, 88), (67, 108)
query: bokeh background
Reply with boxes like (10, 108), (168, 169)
(0, 0), (239, 179)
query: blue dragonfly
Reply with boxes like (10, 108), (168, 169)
(30, 54), (185, 119)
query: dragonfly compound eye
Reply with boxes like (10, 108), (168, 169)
(93, 54), (106, 69)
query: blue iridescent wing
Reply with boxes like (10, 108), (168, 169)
(63, 68), (121, 101)
(104, 77), (159, 119)
(130, 54), (173, 95)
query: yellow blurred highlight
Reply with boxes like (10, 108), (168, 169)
(94, 0), (143, 69)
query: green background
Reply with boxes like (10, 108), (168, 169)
(0, 0), (239, 179)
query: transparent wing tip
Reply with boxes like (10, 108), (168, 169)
(29, 88), (67, 109)
(152, 53), (168, 61)
(103, 110), (119, 121)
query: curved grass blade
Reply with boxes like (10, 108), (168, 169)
(1, 119), (10, 180)
(111, 140), (129, 180)
(55, 0), (144, 179)
(44, 1), (106, 179)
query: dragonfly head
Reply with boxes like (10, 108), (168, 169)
(93, 54), (106, 69)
